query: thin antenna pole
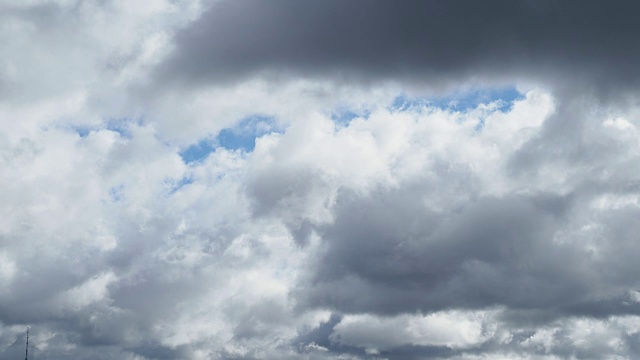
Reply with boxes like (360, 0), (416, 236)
(25, 327), (29, 360)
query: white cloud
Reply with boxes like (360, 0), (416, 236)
(57, 272), (117, 309)
(4, 2), (640, 359)
(331, 310), (496, 351)
(1, 77), (639, 359)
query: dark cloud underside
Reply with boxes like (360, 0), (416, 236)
(161, 0), (640, 93)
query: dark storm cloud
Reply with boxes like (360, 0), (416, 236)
(159, 0), (640, 92)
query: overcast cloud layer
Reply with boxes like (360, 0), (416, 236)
(3, 1), (640, 359)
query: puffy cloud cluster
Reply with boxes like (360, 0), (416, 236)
(3, 1), (640, 359)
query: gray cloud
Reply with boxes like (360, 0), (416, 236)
(159, 0), (640, 94)
(296, 190), (576, 314)
(5, 1), (640, 359)
(240, 89), (640, 358)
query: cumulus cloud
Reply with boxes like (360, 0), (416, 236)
(4, 1), (640, 359)
(331, 311), (496, 351)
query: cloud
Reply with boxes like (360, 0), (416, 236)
(158, 0), (640, 95)
(244, 91), (640, 358)
(331, 311), (495, 351)
(4, 1), (640, 359)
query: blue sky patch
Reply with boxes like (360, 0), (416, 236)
(70, 117), (143, 138)
(330, 109), (370, 126)
(108, 185), (124, 202)
(390, 86), (524, 113)
(180, 115), (280, 164)
(73, 126), (92, 138)
(104, 118), (142, 139)
(179, 138), (217, 164)
(218, 114), (278, 152)
(167, 176), (193, 194)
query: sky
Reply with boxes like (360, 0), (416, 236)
(2, 1), (640, 359)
